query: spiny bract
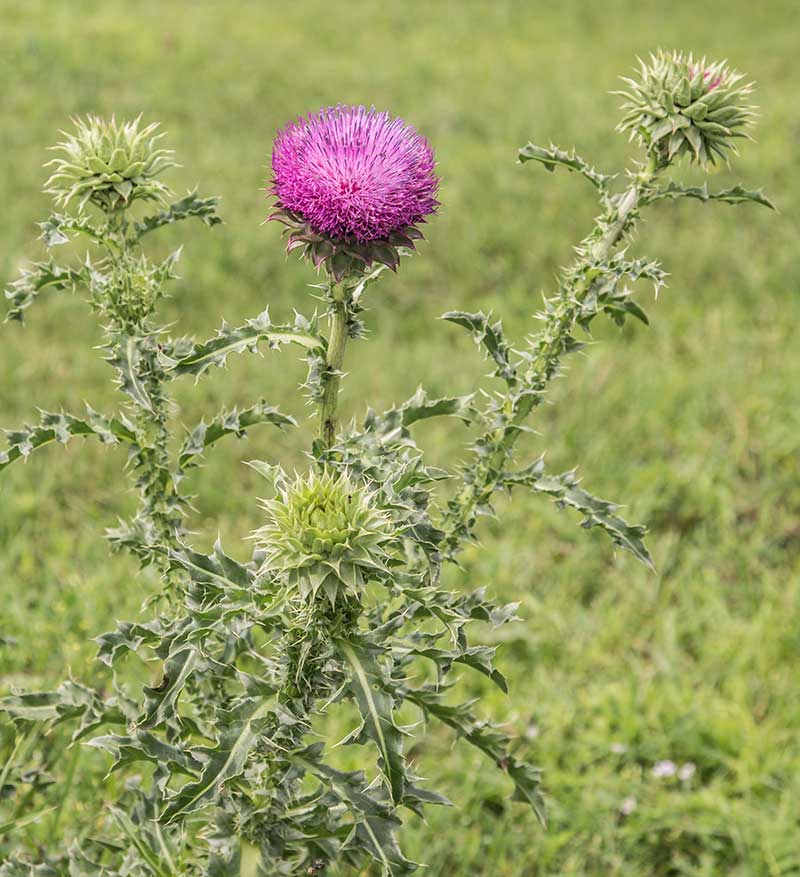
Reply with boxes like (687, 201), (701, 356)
(254, 468), (393, 604)
(45, 115), (177, 212)
(616, 50), (755, 166)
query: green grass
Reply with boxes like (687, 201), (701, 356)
(1, 0), (799, 873)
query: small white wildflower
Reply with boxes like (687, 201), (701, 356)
(610, 742), (628, 754)
(652, 760), (677, 778)
(678, 762), (696, 781)
(620, 796), (637, 815)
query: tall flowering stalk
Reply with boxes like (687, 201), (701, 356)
(441, 50), (768, 561)
(0, 54), (772, 877)
(2, 115), (229, 570)
(270, 105), (439, 444)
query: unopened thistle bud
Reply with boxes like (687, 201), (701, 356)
(45, 115), (177, 213)
(254, 468), (393, 605)
(268, 105), (439, 281)
(617, 50), (755, 167)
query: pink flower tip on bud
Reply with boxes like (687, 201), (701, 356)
(617, 50), (756, 167)
(268, 105), (439, 280)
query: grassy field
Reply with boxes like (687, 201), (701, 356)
(1, 0), (799, 873)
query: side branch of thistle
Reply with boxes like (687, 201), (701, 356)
(441, 151), (665, 561)
(441, 51), (771, 563)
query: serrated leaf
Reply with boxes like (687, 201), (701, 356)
(166, 540), (256, 601)
(401, 644), (507, 692)
(335, 638), (406, 805)
(134, 190), (223, 239)
(299, 751), (415, 876)
(88, 730), (203, 776)
(405, 687), (545, 825)
(365, 386), (474, 439)
(441, 311), (517, 385)
(179, 400), (296, 470)
(0, 680), (125, 741)
(110, 807), (175, 877)
(107, 334), (155, 412)
(344, 815), (418, 876)
(4, 259), (91, 323)
(95, 619), (165, 667)
(301, 752), (396, 820)
(503, 460), (654, 569)
(38, 213), (104, 247)
(0, 408), (136, 473)
(140, 645), (198, 729)
(650, 180), (775, 209)
(163, 309), (324, 379)
(160, 698), (273, 822)
(518, 142), (616, 191)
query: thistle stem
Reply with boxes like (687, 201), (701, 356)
(444, 151), (664, 554)
(319, 286), (349, 446)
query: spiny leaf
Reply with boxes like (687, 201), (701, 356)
(518, 142), (616, 191)
(163, 309), (325, 380)
(405, 686), (545, 825)
(503, 459), (654, 569)
(178, 400), (296, 470)
(160, 698), (273, 822)
(300, 751), (396, 820)
(0, 408), (136, 473)
(365, 386), (474, 439)
(106, 333), (156, 412)
(301, 751), (416, 876)
(0, 680), (125, 740)
(4, 259), (92, 323)
(134, 189), (222, 239)
(166, 539), (257, 601)
(650, 180), (775, 209)
(335, 638), (407, 805)
(140, 645), (198, 729)
(88, 730), (203, 777)
(399, 644), (507, 692)
(38, 213), (104, 247)
(110, 807), (175, 877)
(441, 311), (517, 385)
(343, 815), (418, 876)
(96, 619), (167, 667)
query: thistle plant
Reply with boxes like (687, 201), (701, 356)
(0, 53), (773, 877)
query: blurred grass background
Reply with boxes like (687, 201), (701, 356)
(1, 0), (799, 874)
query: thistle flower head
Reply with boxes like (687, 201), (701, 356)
(45, 115), (177, 212)
(255, 468), (393, 605)
(269, 105), (438, 279)
(617, 51), (755, 167)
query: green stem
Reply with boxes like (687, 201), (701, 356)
(319, 288), (349, 447)
(444, 152), (664, 553)
(49, 741), (80, 837)
(100, 220), (182, 564)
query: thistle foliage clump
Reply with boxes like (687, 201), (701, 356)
(0, 56), (773, 877)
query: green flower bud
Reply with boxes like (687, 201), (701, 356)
(44, 115), (177, 213)
(617, 50), (755, 167)
(254, 468), (393, 605)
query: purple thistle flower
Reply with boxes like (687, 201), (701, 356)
(270, 105), (438, 245)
